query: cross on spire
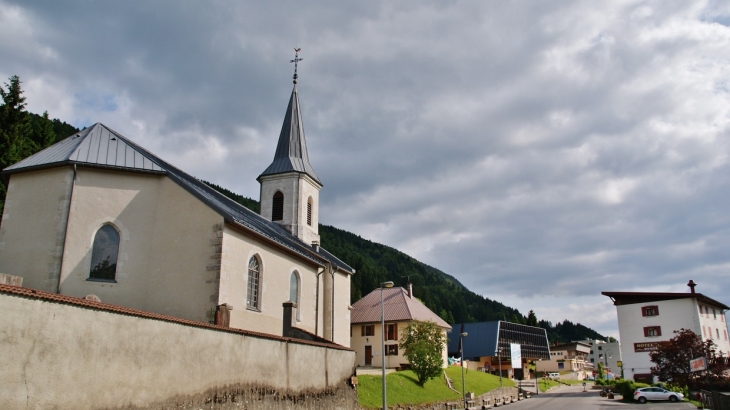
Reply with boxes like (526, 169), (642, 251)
(290, 48), (303, 84)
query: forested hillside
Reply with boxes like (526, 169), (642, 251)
(0, 74), (605, 344)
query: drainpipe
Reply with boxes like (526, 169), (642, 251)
(315, 266), (324, 337)
(58, 164), (77, 294)
(330, 262), (335, 341)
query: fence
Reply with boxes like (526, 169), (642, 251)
(701, 390), (730, 410)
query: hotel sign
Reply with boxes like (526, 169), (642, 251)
(634, 342), (661, 352)
(690, 357), (707, 372)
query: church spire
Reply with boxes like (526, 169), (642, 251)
(258, 48), (321, 185)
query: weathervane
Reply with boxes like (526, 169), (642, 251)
(290, 47), (303, 84)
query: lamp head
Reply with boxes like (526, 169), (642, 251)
(460, 332), (468, 337)
(381, 281), (394, 288)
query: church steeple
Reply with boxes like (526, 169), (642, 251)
(257, 84), (321, 185)
(258, 48), (322, 246)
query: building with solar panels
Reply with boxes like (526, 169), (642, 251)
(447, 320), (551, 380)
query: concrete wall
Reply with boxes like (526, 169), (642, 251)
(0, 288), (356, 410)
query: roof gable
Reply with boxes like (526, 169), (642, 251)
(3, 123), (165, 174)
(350, 287), (451, 329)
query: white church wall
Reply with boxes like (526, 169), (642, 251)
(0, 286), (356, 410)
(56, 168), (222, 323)
(334, 269), (351, 347)
(0, 167), (73, 293)
(222, 224), (321, 338)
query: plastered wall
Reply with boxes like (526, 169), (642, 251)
(0, 290), (356, 410)
(221, 224), (322, 339)
(0, 167), (74, 292)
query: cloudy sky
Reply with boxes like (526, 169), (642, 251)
(2, 0), (729, 338)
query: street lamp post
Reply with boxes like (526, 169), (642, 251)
(496, 347), (503, 387)
(380, 281), (394, 410)
(604, 350), (612, 375)
(460, 332), (468, 409)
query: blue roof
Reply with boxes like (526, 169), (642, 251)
(3, 123), (353, 274)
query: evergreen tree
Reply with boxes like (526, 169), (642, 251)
(0, 75), (35, 216)
(526, 310), (538, 327)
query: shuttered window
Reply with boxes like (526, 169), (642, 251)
(643, 326), (661, 337)
(641, 305), (659, 317)
(307, 197), (312, 226)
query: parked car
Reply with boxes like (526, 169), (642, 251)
(585, 375), (595, 381)
(633, 387), (684, 403)
(547, 372), (560, 380)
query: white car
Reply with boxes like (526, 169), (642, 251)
(547, 372), (560, 380)
(633, 387), (684, 403)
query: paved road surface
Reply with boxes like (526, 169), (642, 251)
(498, 385), (695, 410)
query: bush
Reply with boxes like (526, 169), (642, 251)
(613, 380), (649, 401)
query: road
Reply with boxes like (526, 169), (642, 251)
(498, 385), (695, 410)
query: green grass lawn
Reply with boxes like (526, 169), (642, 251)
(537, 378), (563, 392)
(357, 366), (515, 408)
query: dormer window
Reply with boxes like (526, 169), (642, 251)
(272, 191), (284, 221)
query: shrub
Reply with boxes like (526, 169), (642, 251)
(613, 380), (649, 401)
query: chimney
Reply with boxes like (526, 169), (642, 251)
(282, 301), (297, 337)
(407, 283), (413, 299)
(687, 280), (697, 294)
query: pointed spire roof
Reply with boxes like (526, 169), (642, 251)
(258, 84), (321, 186)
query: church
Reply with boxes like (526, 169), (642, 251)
(0, 71), (354, 347)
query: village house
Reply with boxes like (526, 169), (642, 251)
(350, 284), (451, 369)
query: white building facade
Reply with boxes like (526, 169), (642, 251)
(582, 339), (622, 376)
(603, 281), (730, 383)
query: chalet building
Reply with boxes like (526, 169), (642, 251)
(350, 284), (451, 368)
(603, 280), (730, 383)
(0, 75), (355, 347)
(447, 321), (551, 380)
(536, 341), (591, 377)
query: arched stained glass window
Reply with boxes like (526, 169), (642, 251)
(89, 225), (120, 281)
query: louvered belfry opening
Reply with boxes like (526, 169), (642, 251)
(272, 191), (284, 221)
(307, 198), (313, 226)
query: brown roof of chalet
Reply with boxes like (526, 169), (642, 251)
(0, 283), (351, 351)
(602, 291), (729, 310)
(351, 286), (451, 329)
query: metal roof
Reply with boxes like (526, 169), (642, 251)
(350, 287), (451, 329)
(602, 291), (729, 309)
(2, 123), (353, 275)
(257, 85), (321, 185)
(3, 123), (165, 174)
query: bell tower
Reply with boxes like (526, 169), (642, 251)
(258, 48), (321, 246)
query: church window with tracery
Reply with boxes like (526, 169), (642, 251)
(89, 225), (120, 281)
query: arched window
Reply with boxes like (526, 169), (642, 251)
(307, 197), (313, 226)
(247, 256), (261, 310)
(272, 191), (284, 221)
(89, 225), (120, 281)
(290, 271), (300, 321)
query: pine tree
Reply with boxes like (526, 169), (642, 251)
(0, 75), (36, 216)
(526, 310), (538, 326)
